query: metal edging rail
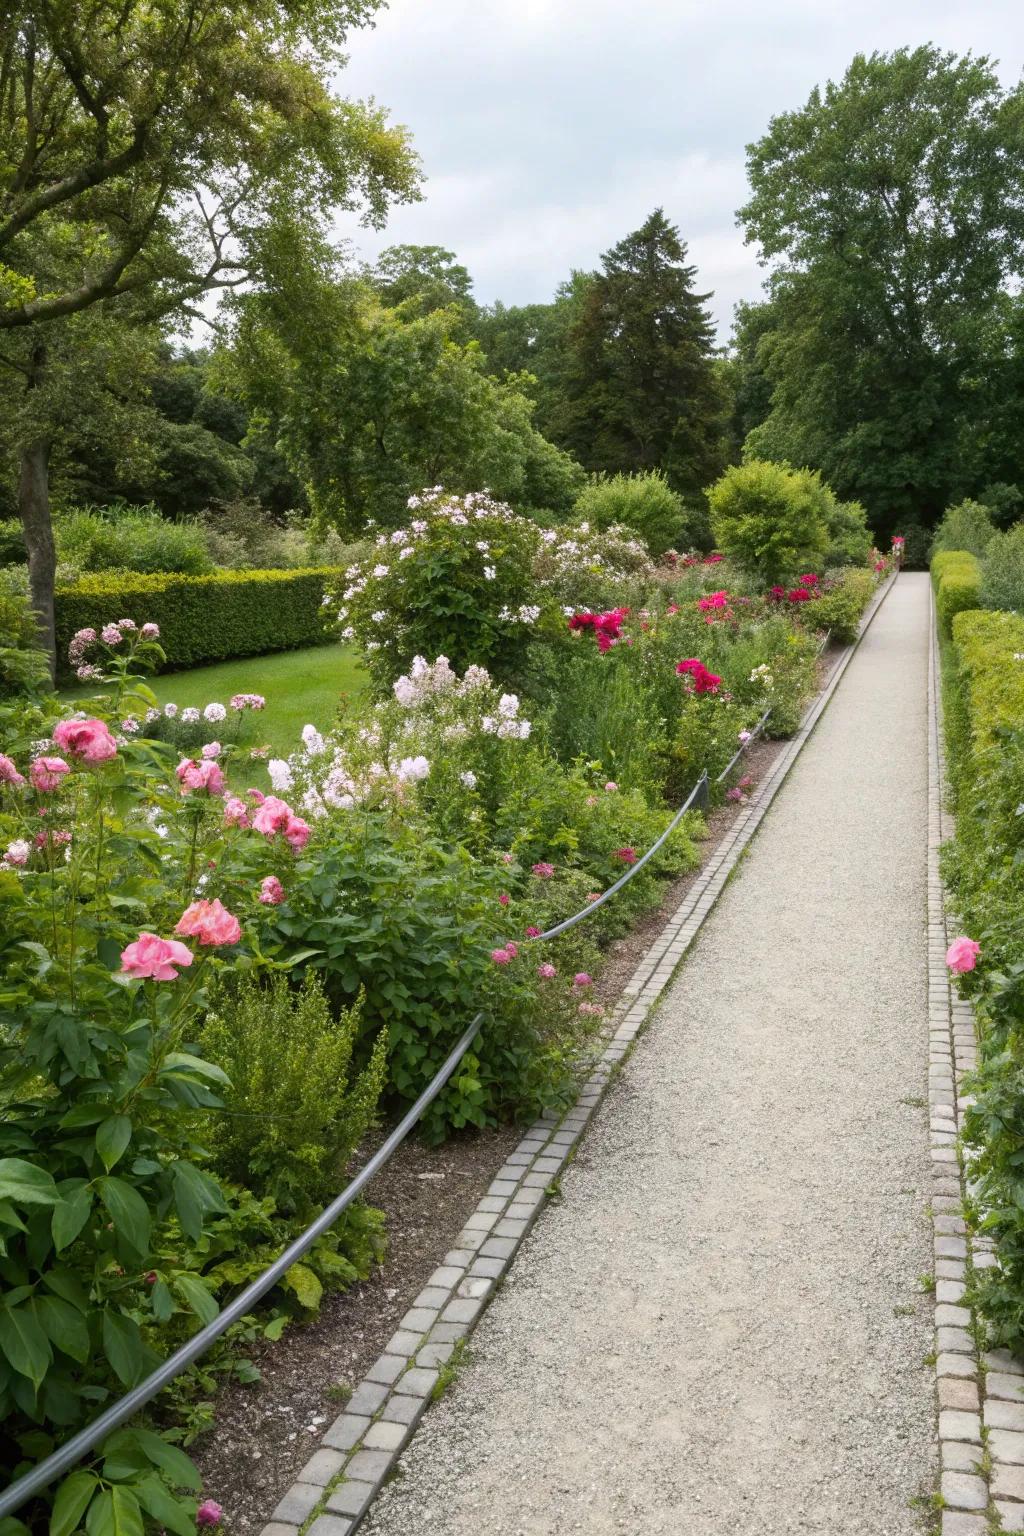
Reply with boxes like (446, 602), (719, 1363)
(0, 641), (813, 1512)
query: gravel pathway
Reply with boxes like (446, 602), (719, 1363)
(363, 573), (935, 1536)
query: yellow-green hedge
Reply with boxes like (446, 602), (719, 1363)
(950, 607), (1024, 757)
(55, 568), (341, 675)
(932, 549), (982, 637)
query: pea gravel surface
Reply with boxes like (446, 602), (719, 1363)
(363, 573), (935, 1536)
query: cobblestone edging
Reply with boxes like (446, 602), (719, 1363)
(929, 595), (1024, 1536)
(257, 572), (900, 1536)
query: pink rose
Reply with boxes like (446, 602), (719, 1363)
(537, 962), (557, 979)
(120, 933), (194, 981)
(53, 717), (118, 763)
(0, 754), (26, 786)
(283, 814), (311, 850)
(572, 972), (593, 987)
(196, 1501), (223, 1528)
(30, 756), (70, 792)
(176, 759), (226, 796)
(259, 875), (285, 905)
(223, 797), (250, 828)
(252, 795), (293, 836)
(946, 937), (981, 974)
(175, 898), (242, 947)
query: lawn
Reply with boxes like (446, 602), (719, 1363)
(62, 643), (366, 765)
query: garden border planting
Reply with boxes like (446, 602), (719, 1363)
(255, 570), (899, 1536)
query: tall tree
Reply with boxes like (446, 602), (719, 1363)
(738, 46), (1024, 530)
(551, 210), (727, 498)
(0, 0), (419, 670)
(368, 244), (475, 315)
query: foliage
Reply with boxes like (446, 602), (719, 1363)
(0, 518), (26, 562)
(738, 46), (1024, 528)
(200, 976), (387, 1218)
(707, 460), (829, 587)
(547, 210), (728, 499)
(932, 551), (983, 638)
(571, 472), (686, 556)
(55, 507), (213, 576)
(368, 244), (476, 318)
(823, 498), (873, 568)
(200, 501), (367, 572)
(931, 500), (998, 559)
(805, 568), (874, 644)
(55, 568), (339, 675)
(0, 573), (51, 695)
(980, 523), (1024, 614)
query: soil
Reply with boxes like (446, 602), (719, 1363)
(192, 644), (844, 1533)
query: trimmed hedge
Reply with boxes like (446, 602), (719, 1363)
(950, 607), (1024, 755)
(932, 549), (982, 637)
(55, 567), (341, 675)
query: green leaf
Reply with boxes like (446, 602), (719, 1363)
(96, 936), (124, 972)
(160, 1053), (230, 1087)
(95, 1116), (132, 1173)
(281, 1262), (322, 1311)
(0, 1158), (60, 1206)
(50, 1471), (100, 1536)
(36, 1295), (90, 1364)
(102, 1311), (146, 1387)
(125, 1428), (202, 1491)
(52, 1184), (93, 1253)
(170, 1161), (226, 1243)
(0, 1303), (52, 1387)
(263, 1313), (288, 1341)
(150, 1277), (174, 1323)
(173, 1273), (220, 1326)
(134, 1477), (196, 1536)
(97, 1176), (151, 1258)
(85, 1488), (143, 1536)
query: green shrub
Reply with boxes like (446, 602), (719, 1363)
(932, 550), (982, 637)
(572, 472), (685, 555)
(0, 517), (25, 563)
(931, 498), (997, 560)
(950, 608), (1024, 752)
(808, 568), (875, 643)
(980, 522), (1024, 614)
(55, 504), (213, 574)
(54, 567), (339, 674)
(892, 519), (931, 570)
(824, 498), (873, 567)
(200, 976), (387, 1219)
(0, 570), (50, 693)
(708, 459), (829, 588)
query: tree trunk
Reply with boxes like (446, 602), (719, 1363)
(19, 435), (55, 682)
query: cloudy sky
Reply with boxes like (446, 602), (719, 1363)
(339, 0), (1022, 340)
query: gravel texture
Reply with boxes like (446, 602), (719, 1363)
(362, 573), (936, 1536)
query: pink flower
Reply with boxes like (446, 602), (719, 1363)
(201, 741), (222, 760)
(141, 622), (160, 639)
(175, 898), (242, 947)
(196, 1501), (223, 1528)
(176, 759), (226, 796)
(604, 781), (618, 793)
(587, 891), (601, 902)
(572, 972), (593, 987)
(946, 937), (981, 974)
(491, 947), (512, 964)
(120, 933), (194, 981)
(252, 795), (293, 836)
(537, 962), (557, 978)
(30, 756), (70, 791)
(4, 839), (30, 866)
(738, 775), (754, 789)
(284, 814), (311, 850)
(501, 851), (514, 864)
(53, 717), (118, 763)
(675, 658), (721, 694)
(0, 754), (26, 786)
(505, 942), (519, 958)
(787, 587), (812, 603)
(230, 693), (265, 711)
(578, 1001), (605, 1017)
(738, 729), (752, 744)
(874, 559), (886, 573)
(615, 847), (637, 864)
(223, 797), (250, 828)
(698, 590), (729, 613)
(100, 624), (123, 645)
(726, 787), (745, 802)
(532, 862), (555, 879)
(247, 788), (266, 804)
(259, 875), (285, 905)
(525, 925), (541, 938)
(498, 892), (510, 906)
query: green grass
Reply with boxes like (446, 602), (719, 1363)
(62, 644), (366, 762)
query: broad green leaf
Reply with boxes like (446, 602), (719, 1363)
(160, 1053), (230, 1087)
(52, 1185), (93, 1252)
(170, 1161), (226, 1243)
(134, 1477), (195, 1536)
(36, 1295), (90, 1364)
(95, 1116), (132, 1173)
(281, 1262), (322, 1311)
(0, 1158), (60, 1206)
(50, 1471), (100, 1536)
(173, 1273), (220, 1326)
(85, 1487), (142, 1536)
(102, 1311), (146, 1387)
(96, 937), (124, 972)
(0, 1303), (52, 1386)
(97, 1176), (151, 1257)
(127, 1428), (202, 1491)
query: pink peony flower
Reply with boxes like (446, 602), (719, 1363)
(252, 795), (292, 836)
(223, 797), (250, 828)
(196, 1501), (223, 1528)
(120, 933), (194, 981)
(946, 937), (981, 974)
(0, 754), (26, 786)
(491, 947), (513, 964)
(201, 741), (222, 760)
(572, 972), (593, 987)
(537, 962), (557, 979)
(532, 862), (555, 879)
(498, 892), (510, 906)
(176, 759), (226, 796)
(525, 925), (541, 938)
(604, 781), (618, 793)
(4, 839), (30, 866)
(175, 898), (242, 947)
(247, 788), (266, 804)
(30, 756), (70, 792)
(53, 717), (118, 763)
(615, 847), (637, 864)
(259, 875), (285, 905)
(284, 814), (311, 850)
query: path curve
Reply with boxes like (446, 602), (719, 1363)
(363, 572), (935, 1536)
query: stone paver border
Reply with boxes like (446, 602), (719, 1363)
(258, 572), (900, 1536)
(928, 591), (1024, 1536)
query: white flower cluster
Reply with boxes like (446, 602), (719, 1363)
(498, 604), (541, 624)
(392, 655), (490, 710)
